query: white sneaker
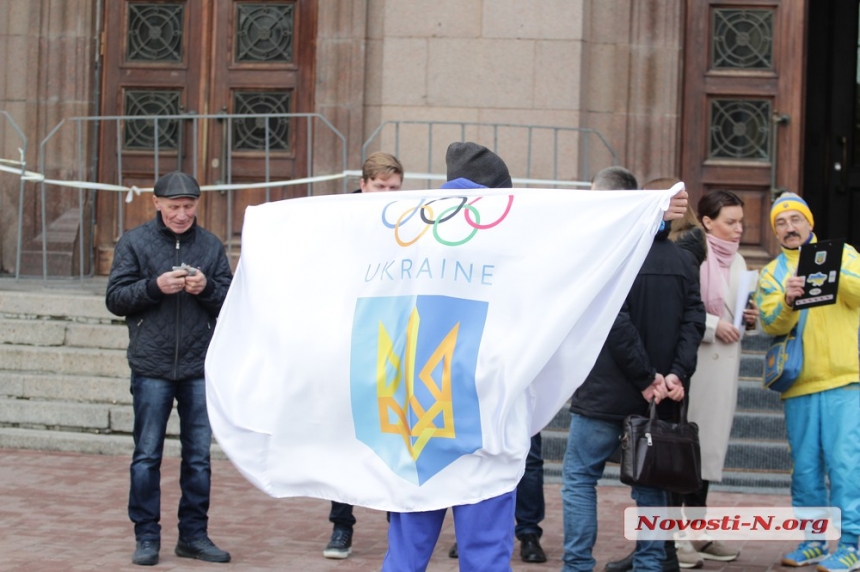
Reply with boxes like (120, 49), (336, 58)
(676, 541), (704, 569)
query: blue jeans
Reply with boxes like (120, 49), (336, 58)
(129, 375), (212, 542)
(562, 413), (666, 572)
(515, 434), (544, 539)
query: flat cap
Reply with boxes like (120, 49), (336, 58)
(153, 171), (201, 199)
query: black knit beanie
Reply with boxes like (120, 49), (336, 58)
(445, 142), (512, 189)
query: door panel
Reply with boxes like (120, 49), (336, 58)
(96, 0), (316, 274)
(97, 0), (207, 270)
(205, 1), (316, 240)
(681, 0), (807, 265)
(804, 0), (860, 250)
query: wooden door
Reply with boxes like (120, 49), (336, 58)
(680, 0), (807, 266)
(204, 1), (316, 241)
(96, 0), (317, 273)
(803, 0), (860, 250)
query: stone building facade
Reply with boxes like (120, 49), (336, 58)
(3, 1), (853, 276)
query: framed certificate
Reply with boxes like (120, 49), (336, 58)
(793, 239), (845, 309)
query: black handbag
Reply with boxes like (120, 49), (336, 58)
(619, 396), (702, 494)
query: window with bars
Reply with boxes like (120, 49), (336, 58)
(232, 91), (292, 151)
(123, 90), (182, 150)
(711, 9), (774, 70)
(127, 3), (185, 63)
(236, 3), (294, 63)
(708, 98), (771, 160)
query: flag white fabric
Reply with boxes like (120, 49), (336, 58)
(206, 185), (678, 512)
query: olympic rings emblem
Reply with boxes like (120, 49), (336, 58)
(381, 195), (514, 247)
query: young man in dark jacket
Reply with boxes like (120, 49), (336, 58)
(106, 171), (233, 566)
(561, 167), (706, 572)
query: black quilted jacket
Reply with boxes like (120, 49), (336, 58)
(569, 228), (705, 423)
(105, 213), (233, 381)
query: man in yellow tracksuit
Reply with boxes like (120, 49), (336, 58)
(756, 192), (860, 572)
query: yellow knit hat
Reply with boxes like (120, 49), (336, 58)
(770, 192), (814, 231)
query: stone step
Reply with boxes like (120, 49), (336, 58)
(730, 411), (786, 440)
(0, 345), (130, 378)
(724, 439), (791, 473)
(741, 333), (771, 353)
(0, 397), (179, 435)
(66, 323), (128, 350)
(739, 353), (764, 380)
(0, 317), (127, 349)
(0, 372), (131, 405)
(0, 426), (226, 459)
(0, 397), (110, 431)
(0, 288), (115, 323)
(0, 318), (66, 346)
(736, 380), (784, 412)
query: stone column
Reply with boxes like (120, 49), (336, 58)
(0, 0), (99, 275)
(314, 0), (368, 194)
(581, 0), (684, 185)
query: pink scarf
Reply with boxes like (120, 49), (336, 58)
(700, 234), (739, 316)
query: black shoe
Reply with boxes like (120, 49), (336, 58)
(323, 528), (353, 559)
(132, 539), (160, 566)
(520, 534), (547, 563)
(661, 555), (681, 572)
(604, 549), (634, 572)
(449, 542), (458, 559)
(175, 536), (231, 563)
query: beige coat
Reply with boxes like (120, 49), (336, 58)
(687, 253), (754, 482)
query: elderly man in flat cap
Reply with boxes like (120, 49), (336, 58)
(106, 171), (233, 566)
(756, 192), (860, 572)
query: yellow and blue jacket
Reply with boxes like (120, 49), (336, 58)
(756, 237), (860, 399)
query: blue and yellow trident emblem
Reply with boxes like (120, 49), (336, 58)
(351, 295), (486, 485)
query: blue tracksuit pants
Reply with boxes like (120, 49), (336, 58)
(784, 384), (860, 546)
(382, 490), (516, 571)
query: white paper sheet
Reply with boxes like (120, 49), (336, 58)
(733, 270), (759, 331)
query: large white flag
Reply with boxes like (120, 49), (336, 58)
(206, 186), (676, 512)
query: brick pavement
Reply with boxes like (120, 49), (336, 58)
(0, 449), (800, 571)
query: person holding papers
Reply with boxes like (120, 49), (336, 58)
(756, 192), (860, 572)
(106, 172), (233, 566)
(680, 190), (756, 563)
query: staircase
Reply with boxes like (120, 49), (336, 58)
(540, 334), (790, 493)
(0, 281), (788, 491)
(0, 280), (223, 459)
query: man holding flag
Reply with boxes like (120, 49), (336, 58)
(204, 143), (689, 571)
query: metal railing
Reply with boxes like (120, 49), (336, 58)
(2, 112), (617, 281)
(10, 112), (347, 280)
(362, 120), (618, 190)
